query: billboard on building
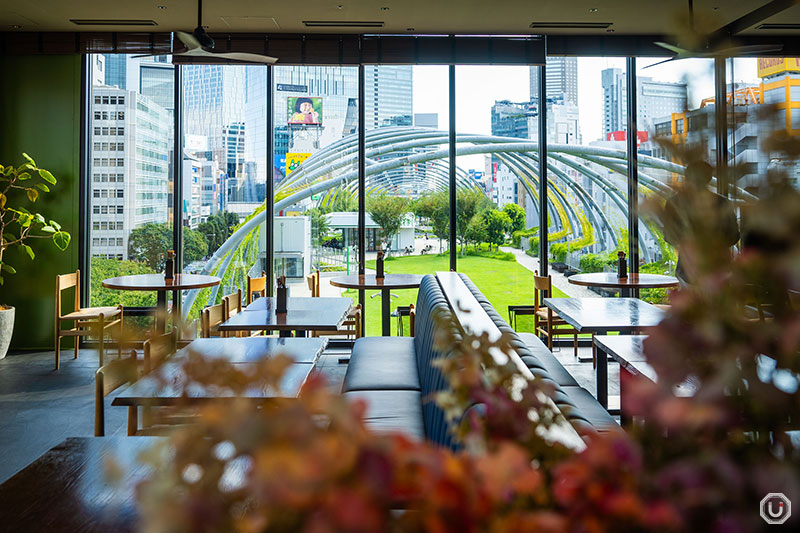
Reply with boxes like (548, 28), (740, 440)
(758, 58), (800, 78)
(286, 153), (312, 175)
(287, 97), (323, 125)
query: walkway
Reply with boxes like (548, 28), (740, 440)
(500, 246), (596, 298)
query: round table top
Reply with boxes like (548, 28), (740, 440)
(567, 272), (679, 289)
(102, 273), (221, 291)
(329, 273), (424, 290)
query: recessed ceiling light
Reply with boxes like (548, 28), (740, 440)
(407, 27), (415, 31)
(606, 28), (615, 33)
(380, 7), (390, 11)
(157, 5), (167, 9)
(337, 5), (343, 9)
(11, 24), (20, 29)
(589, 8), (598, 13)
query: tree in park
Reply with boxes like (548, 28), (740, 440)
(197, 211), (239, 253)
(502, 202), (526, 233)
(413, 191), (449, 252)
(464, 213), (488, 252)
(455, 189), (493, 254)
(483, 208), (512, 250)
(366, 194), (411, 252)
(128, 222), (208, 271)
(305, 207), (331, 248)
(90, 257), (157, 308)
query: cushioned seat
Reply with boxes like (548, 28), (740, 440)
(343, 337), (420, 392)
(518, 333), (580, 387)
(560, 386), (619, 432)
(344, 390), (425, 440)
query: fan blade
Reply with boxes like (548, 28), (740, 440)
(642, 57), (678, 69)
(654, 41), (689, 55)
(208, 51), (278, 64)
(175, 30), (202, 51)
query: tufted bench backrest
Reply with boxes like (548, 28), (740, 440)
(414, 274), (461, 449)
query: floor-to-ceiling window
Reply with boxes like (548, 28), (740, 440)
(180, 64), (267, 319)
(87, 54), (174, 328)
(635, 57), (714, 301)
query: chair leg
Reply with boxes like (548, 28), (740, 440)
(98, 317), (105, 368)
(74, 335), (79, 359)
(573, 334), (578, 358)
(54, 333), (61, 370)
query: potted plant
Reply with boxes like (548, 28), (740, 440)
(0, 154), (71, 359)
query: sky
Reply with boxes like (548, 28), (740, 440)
(412, 57), (759, 170)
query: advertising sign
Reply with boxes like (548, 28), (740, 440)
(286, 153), (312, 175)
(287, 96), (323, 125)
(757, 58), (800, 78)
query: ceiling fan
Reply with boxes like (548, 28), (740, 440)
(136, 0), (277, 64)
(646, 0), (786, 68)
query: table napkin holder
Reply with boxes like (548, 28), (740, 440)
(276, 275), (288, 313)
(376, 250), (385, 279)
(164, 250), (175, 281)
(617, 251), (628, 279)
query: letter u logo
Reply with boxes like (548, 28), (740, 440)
(768, 501), (784, 518)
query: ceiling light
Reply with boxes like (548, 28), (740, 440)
(157, 5), (167, 9)
(303, 20), (385, 28)
(589, 8), (598, 13)
(70, 19), (158, 26)
(407, 27), (415, 31)
(380, 7), (390, 11)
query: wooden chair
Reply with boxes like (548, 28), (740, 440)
(307, 277), (362, 338)
(246, 271), (267, 305)
(95, 351), (138, 436)
(222, 289), (247, 337)
(532, 271), (579, 357)
(55, 270), (123, 370)
(143, 330), (178, 374)
(200, 303), (226, 338)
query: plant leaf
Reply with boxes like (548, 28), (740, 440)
(38, 169), (56, 185)
(22, 153), (35, 165)
(1, 263), (16, 274)
(0, 193), (5, 209)
(35, 183), (50, 193)
(20, 244), (34, 260)
(49, 220), (62, 231)
(41, 225), (56, 234)
(17, 172), (31, 181)
(33, 213), (45, 224)
(53, 231), (71, 251)
(18, 213), (33, 227)
(27, 189), (39, 203)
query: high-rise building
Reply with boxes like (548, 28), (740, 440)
(602, 67), (687, 135)
(491, 100), (533, 139)
(364, 65), (413, 129)
(90, 86), (171, 260)
(530, 57), (579, 105)
(103, 54), (126, 89)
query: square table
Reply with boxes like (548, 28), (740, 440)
(0, 437), (155, 531)
(113, 336), (328, 434)
(594, 335), (696, 424)
(543, 297), (665, 410)
(218, 296), (353, 337)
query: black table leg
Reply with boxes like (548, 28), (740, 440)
(156, 291), (167, 333)
(596, 343), (608, 409)
(279, 330), (292, 338)
(620, 287), (631, 298)
(381, 288), (390, 336)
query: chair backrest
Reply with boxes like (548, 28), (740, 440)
(246, 271), (267, 304)
(533, 270), (552, 310)
(222, 289), (243, 318)
(143, 330), (178, 374)
(306, 273), (316, 296)
(95, 352), (138, 436)
(201, 303), (226, 338)
(55, 270), (81, 318)
(314, 270), (321, 296)
(352, 303), (363, 338)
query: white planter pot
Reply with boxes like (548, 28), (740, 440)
(0, 306), (14, 359)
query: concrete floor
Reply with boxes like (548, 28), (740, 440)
(0, 338), (611, 484)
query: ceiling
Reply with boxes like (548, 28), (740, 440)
(1, 0), (800, 36)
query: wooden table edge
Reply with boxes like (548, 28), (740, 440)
(102, 276), (221, 291)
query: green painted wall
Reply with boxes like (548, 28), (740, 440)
(0, 55), (82, 350)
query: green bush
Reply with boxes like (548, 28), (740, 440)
(549, 242), (569, 263)
(511, 228), (538, 248)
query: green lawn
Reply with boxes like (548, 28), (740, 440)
(342, 254), (568, 337)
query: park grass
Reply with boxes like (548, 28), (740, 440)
(341, 254), (568, 337)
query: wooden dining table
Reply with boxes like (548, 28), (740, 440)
(0, 437), (154, 531)
(102, 273), (220, 332)
(329, 274), (424, 336)
(217, 296), (353, 337)
(568, 272), (679, 297)
(112, 336), (328, 434)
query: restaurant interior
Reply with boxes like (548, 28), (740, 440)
(1, 0), (799, 530)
